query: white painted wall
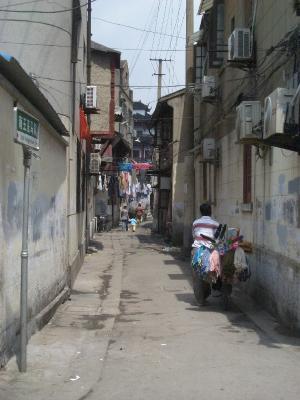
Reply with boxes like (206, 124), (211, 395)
(0, 1), (92, 362)
(0, 1), (89, 276)
(0, 80), (68, 364)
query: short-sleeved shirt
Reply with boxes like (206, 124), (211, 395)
(192, 216), (219, 248)
(121, 209), (129, 221)
(136, 206), (143, 217)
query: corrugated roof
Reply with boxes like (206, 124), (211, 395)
(198, 0), (214, 14)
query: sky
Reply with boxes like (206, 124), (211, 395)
(91, 0), (200, 112)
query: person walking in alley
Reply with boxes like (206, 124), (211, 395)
(129, 217), (137, 232)
(135, 202), (144, 224)
(121, 205), (129, 231)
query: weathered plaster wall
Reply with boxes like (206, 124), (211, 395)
(167, 94), (186, 245)
(214, 131), (300, 329)
(0, 0), (89, 287)
(193, 0), (300, 329)
(0, 84), (68, 363)
(90, 53), (112, 133)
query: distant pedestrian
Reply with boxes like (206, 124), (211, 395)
(121, 205), (129, 231)
(129, 217), (137, 232)
(135, 202), (144, 224)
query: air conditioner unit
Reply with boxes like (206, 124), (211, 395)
(236, 101), (262, 141)
(263, 88), (296, 140)
(228, 28), (251, 61)
(89, 153), (101, 174)
(202, 76), (216, 100)
(94, 143), (102, 151)
(85, 85), (97, 109)
(202, 138), (216, 161)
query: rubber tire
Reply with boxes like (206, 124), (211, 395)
(192, 270), (211, 305)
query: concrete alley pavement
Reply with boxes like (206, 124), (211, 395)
(1, 224), (300, 400)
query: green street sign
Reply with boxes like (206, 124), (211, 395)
(14, 108), (39, 150)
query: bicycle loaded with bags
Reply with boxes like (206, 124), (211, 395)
(191, 225), (251, 309)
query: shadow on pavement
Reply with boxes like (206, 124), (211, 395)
(133, 224), (300, 350)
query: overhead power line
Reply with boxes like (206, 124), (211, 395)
(36, 74), (187, 88)
(0, 0), (45, 8)
(0, 40), (76, 48)
(92, 17), (185, 40)
(0, 0), (95, 13)
(0, 18), (71, 35)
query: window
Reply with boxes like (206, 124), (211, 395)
(243, 145), (252, 203)
(208, 0), (224, 67)
(144, 149), (152, 161)
(133, 149), (140, 159)
(231, 16), (235, 33)
(194, 45), (207, 85)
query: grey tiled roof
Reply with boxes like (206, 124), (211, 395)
(91, 41), (120, 54)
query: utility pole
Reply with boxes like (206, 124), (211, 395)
(85, 0), (92, 252)
(186, 0), (194, 86)
(20, 148), (32, 372)
(150, 58), (172, 100)
(183, 0), (195, 254)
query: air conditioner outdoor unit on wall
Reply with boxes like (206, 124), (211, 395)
(89, 153), (101, 174)
(263, 88), (296, 140)
(94, 143), (102, 151)
(236, 101), (262, 141)
(228, 28), (251, 61)
(202, 76), (216, 100)
(85, 85), (97, 109)
(202, 138), (216, 161)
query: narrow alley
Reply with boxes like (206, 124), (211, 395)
(1, 225), (300, 400)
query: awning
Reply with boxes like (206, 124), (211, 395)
(198, 0), (214, 14)
(132, 162), (155, 171)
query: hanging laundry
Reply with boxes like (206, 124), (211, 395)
(140, 169), (146, 189)
(97, 175), (102, 191)
(102, 175), (108, 191)
(234, 247), (248, 272)
(126, 174), (132, 196)
(132, 169), (138, 185)
(222, 250), (236, 279)
(210, 250), (221, 277)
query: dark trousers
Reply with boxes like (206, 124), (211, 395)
(122, 220), (128, 231)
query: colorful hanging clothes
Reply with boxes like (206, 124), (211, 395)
(210, 250), (221, 277)
(192, 246), (211, 276)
